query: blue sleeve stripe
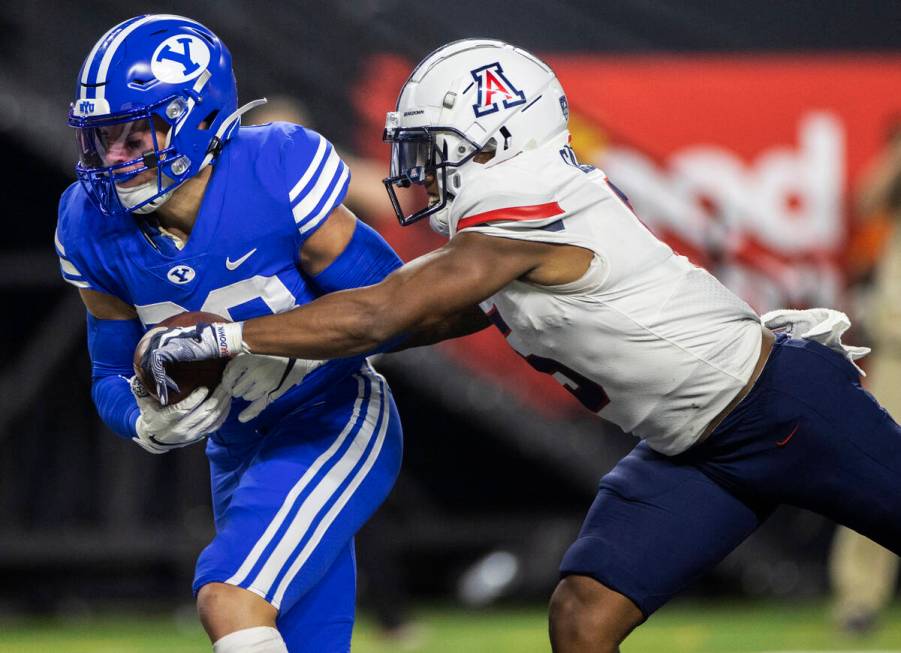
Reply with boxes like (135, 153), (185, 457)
(288, 134), (328, 202)
(291, 145), (342, 222)
(297, 163), (349, 235)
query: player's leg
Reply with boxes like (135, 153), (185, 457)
(791, 394), (901, 550)
(199, 542), (357, 652)
(828, 347), (901, 632)
(199, 438), (282, 647)
(697, 336), (901, 552)
(276, 541), (356, 652)
(549, 442), (771, 652)
(199, 584), (283, 651)
(195, 367), (402, 651)
(549, 576), (643, 653)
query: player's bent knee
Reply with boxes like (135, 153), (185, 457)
(197, 582), (279, 643)
(549, 575), (644, 652)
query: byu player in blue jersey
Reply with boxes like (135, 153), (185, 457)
(56, 15), (403, 653)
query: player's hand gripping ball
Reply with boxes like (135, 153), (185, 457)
(134, 311), (230, 404)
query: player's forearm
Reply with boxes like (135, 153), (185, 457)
(239, 237), (515, 358)
(92, 374), (140, 439)
(242, 288), (406, 359)
(86, 313), (144, 439)
(389, 305), (490, 351)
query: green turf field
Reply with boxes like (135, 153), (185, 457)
(0, 601), (899, 652)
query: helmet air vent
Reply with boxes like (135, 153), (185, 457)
(200, 110), (219, 130)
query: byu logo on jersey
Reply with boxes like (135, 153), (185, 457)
(151, 35), (211, 84)
(471, 62), (526, 118)
(167, 264), (196, 285)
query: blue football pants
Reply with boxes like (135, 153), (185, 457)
(195, 365), (402, 652)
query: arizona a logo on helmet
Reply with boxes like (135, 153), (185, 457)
(470, 62), (526, 117)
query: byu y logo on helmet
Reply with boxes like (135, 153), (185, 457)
(151, 34), (211, 83)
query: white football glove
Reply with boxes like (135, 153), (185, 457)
(222, 353), (325, 423)
(140, 321), (245, 405)
(761, 308), (871, 375)
(130, 376), (231, 454)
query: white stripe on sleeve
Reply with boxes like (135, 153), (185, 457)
(291, 147), (342, 226)
(297, 164), (349, 235)
(288, 136), (328, 202)
(54, 228), (66, 257)
(63, 277), (90, 289)
(59, 257), (82, 277)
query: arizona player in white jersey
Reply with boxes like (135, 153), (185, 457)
(56, 15), (404, 653)
(144, 40), (901, 651)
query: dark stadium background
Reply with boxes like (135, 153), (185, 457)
(1, 0), (899, 626)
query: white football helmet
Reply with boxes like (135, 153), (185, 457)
(383, 39), (569, 234)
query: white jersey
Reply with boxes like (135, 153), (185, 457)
(447, 138), (762, 456)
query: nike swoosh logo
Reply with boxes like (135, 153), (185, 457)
(225, 248), (257, 270)
(776, 422), (800, 447)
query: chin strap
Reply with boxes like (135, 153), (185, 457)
(199, 98), (268, 171)
(117, 179), (175, 215)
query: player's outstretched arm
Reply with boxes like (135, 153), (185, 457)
(144, 230), (541, 394)
(292, 202), (492, 350)
(240, 231), (540, 359)
(142, 232), (592, 399)
(390, 304), (491, 351)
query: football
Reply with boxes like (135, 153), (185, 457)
(133, 311), (230, 405)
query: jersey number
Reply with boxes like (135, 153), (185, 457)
(135, 275), (296, 326)
(486, 304), (610, 413)
(523, 353), (610, 413)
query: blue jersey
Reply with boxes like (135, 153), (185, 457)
(55, 122), (367, 438)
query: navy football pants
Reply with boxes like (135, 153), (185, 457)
(561, 335), (901, 616)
